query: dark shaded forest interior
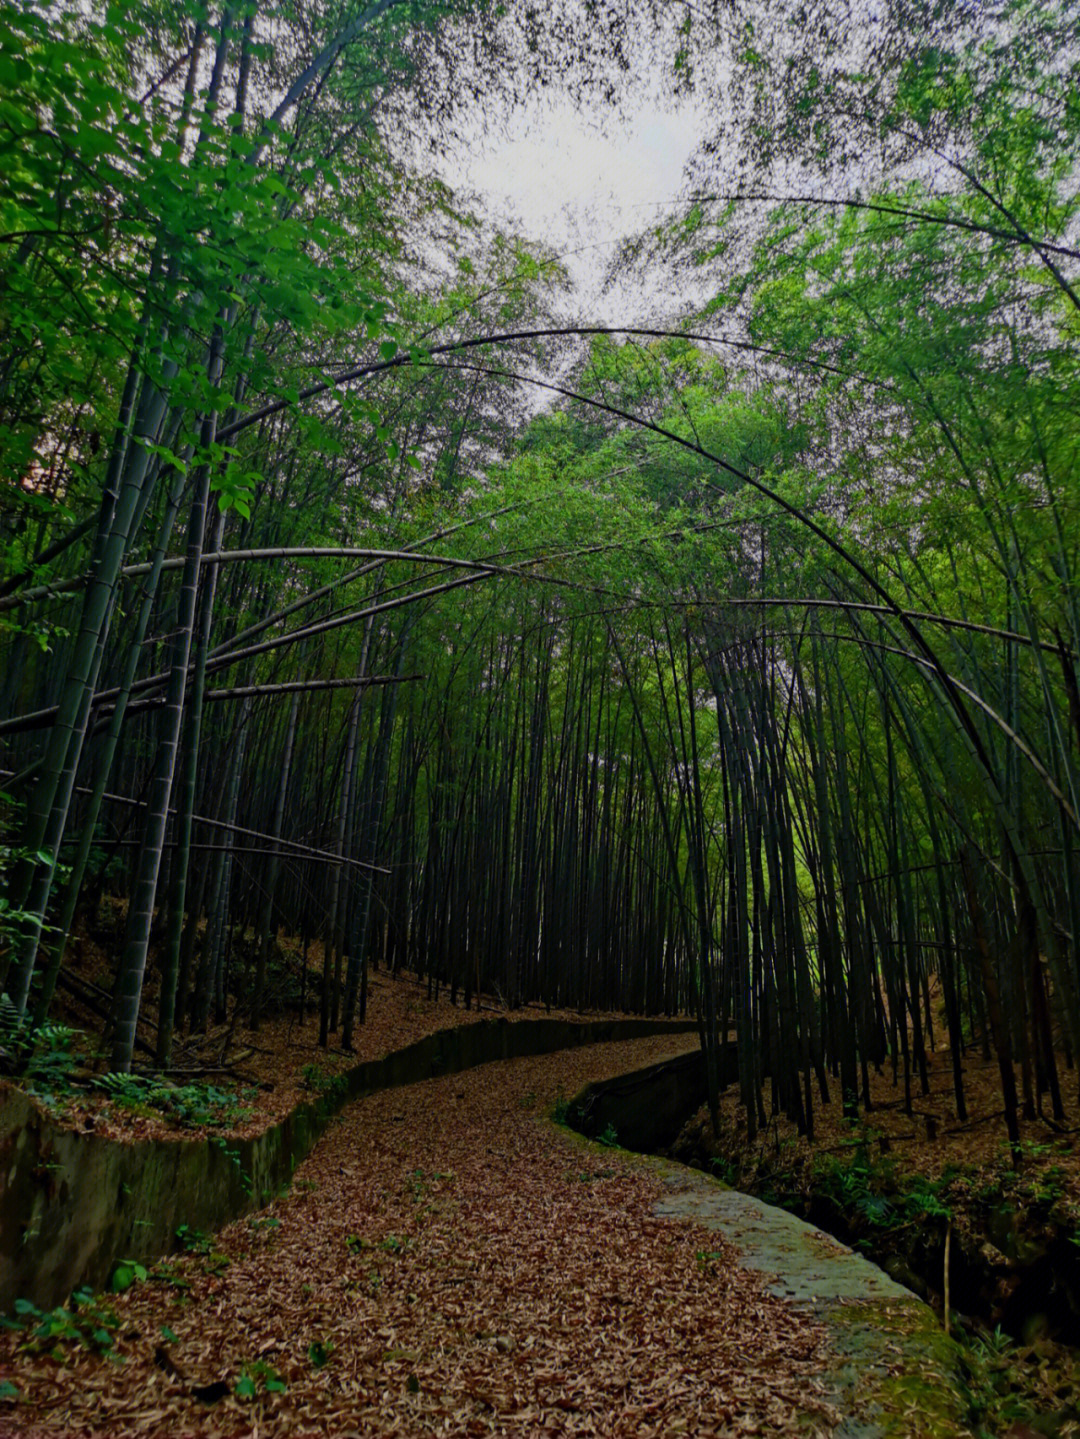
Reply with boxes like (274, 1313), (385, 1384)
(2, 0), (1080, 1432)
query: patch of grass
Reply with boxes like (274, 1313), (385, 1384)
(951, 1323), (1080, 1438)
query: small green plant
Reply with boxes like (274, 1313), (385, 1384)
(108, 1258), (147, 1293)
(93, 1073), (254, 1129)
(708, 1155), (740, 1185)
(597, 1122), (619, 1148)
(308, 1338), (334, 1368)
(300, 1063), (346, 1100)
(91, 1071), (147, 1106)
(175, 1224), (212, 1254)
(973, 1325), (1015, 1359)
(3, 1287), (119, 1356)
(212, 1136), (251, 1193)
(0, 994), (81, 1101)
(551, 1088), (575, 1125)
(904, 1177), (952, 1221)
(235, 1359), (287, 1398)
(576, 1167), (616, 1183)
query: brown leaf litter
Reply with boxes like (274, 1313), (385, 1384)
(0, 1033), (839, 1437)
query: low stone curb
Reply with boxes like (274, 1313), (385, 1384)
(0, 1013), (696, 1312)
(652, 1166), (968, 1437)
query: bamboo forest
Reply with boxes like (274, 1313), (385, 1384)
(2, 0), (1080, 1433)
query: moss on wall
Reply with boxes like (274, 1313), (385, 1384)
(0, 1015), (695, 1312)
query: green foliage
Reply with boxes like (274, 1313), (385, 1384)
(308, 1338), (335, 1368)
(551, 1088), (577, 1126)
(92, 1073), (254, 1129)
(0, 831), (53, 953)
(300, 1062), (331, 1091)
(235, 1359), (287, 1399)
(248, 1215), (281, 1234)
(574, 1167), (616, 1183)
(174, 1224), (212, 1255)
(107, 1259), (147, 1294)
(300, 1063), (347, 1104)
(0, 995), (80, 1100)
(708, 1156), (740, 1186)
(812, 1150), (899, 1229)
(3, 1287), (119, 1356)
(951, 1320), (1078, 1437)
(211, 1136), (251, 1194)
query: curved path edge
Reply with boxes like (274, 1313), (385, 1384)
(649, 1164), (968, 1437)
(0, 1014), (696, 1312)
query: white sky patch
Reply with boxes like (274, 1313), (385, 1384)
(436, 91), (712, 320)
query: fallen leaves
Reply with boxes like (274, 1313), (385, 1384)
(1, 1033), (838, 1436)
(41, 954), (662, 1146)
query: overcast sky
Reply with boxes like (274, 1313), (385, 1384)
(435, 89), (713, 321)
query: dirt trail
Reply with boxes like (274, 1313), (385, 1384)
(1, 1033), (944, 1437)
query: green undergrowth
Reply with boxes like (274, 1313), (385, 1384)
(704, 1113), (1080, 1258)
(0, 994), (82, 1105)
(93, 1072), (258, 1129)
(300, 1062), (349, 1105)
(824, 1296), (969, 1437)
(688, 1115), (1080, 1436)
(551, 1087), (579, 1126)
(1, 1287), (122, 1359)
(838, 1302), (1080, 1439)
(550, 1087), (619, 1149)
(1, 992), (258, 1131)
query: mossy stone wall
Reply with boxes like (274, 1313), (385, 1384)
(0, 1015), (696, 1311)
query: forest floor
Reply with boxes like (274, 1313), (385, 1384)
(0, 1032), (864, 1439)
(28, 898), (659, 1143)
(672, 1046), (1080, 1268)
(669, 1048), (1080, 1436)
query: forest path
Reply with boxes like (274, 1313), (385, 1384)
(2, 1032), (963, 1437)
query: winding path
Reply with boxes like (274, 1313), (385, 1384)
(1, 1032), (965, 1437)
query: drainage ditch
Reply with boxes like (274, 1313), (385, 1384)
(566, 1052), (1080, 1349)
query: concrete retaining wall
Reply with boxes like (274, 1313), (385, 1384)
(566, 1044), (737, 1152)
(0, 1014), (696, 1312)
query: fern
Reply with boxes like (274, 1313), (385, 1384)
(0, 994), (79, 1095)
